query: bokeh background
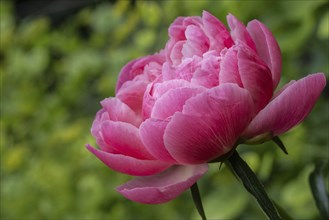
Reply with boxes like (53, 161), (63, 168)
(1, 0), (328, 219)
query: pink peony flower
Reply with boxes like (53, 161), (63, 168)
(87, 11), (326, 204)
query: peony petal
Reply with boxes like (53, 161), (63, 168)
(183, 83), (254, 118)
(142, 79), (192, 120)
(164, 84), (254, 164)
(116, 80), (148, 115)
(140, 119), (176, 163)
(86, 144), (171, 176)
(143, 60), (163, 82)
(168, 17), (186, 40)
(101, 121), (154, 159)
(247, 20), (282, 89)
(91, 109), (109, 138)
(168, 40), (185, 66)
(116, 164), (208, 204)
(219, 47), (242, 86)
(116, 54), (164, 92)
(237, 44), (273, 111)
(183, 16), (203, 27)
(153, 79), (192, 99)
(243, 73), (326, 137)
(162, 61), (176, 81)
(174, 56), (202, 81)
(116, 58), (140, 93)
(192, 69), (219, 88)
(220, 45), (273, 112)
(151, 87), (204, 119)
(227, 14), (257, 51)
(142, 83), (156, 120)
(202, 11), (234, 50)
(182, 25), (209, 58)
(192, 52), (220, 87)
(100, 98), (141, 127)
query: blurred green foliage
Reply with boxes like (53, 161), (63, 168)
(1, 0), (328, 219)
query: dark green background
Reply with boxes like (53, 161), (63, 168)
(1, 0), (328, 219)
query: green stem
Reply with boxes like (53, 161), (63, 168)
(190, 182), (207, 220)
(227, 150), (282, 220)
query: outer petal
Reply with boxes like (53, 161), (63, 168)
(116, 164), (208, 204)
(164, 84), (254, 164)
(140, 119), (176, 163)
(101, 121), (154, 159)
(247, 20), (282, 89)
(86, 145), (171, 176)
(243, 73), (326, 137)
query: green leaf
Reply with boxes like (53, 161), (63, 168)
(226, 151), (282, 220)
(190, 182), (207, 220)
(309, 161), (329, 219)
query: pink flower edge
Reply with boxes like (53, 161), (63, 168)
(243, 73), (326, 137)
(86, 144), (171, 176)
(116, 164), (208, 204)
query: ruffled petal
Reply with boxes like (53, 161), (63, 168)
(243, 73), (326, 137)
(140, 119), (176, 163)
(247, 20), (282, 89)
(86, 145), (170, 176)
(164, 84), (254, 164)
(116, 164), (208, 204)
